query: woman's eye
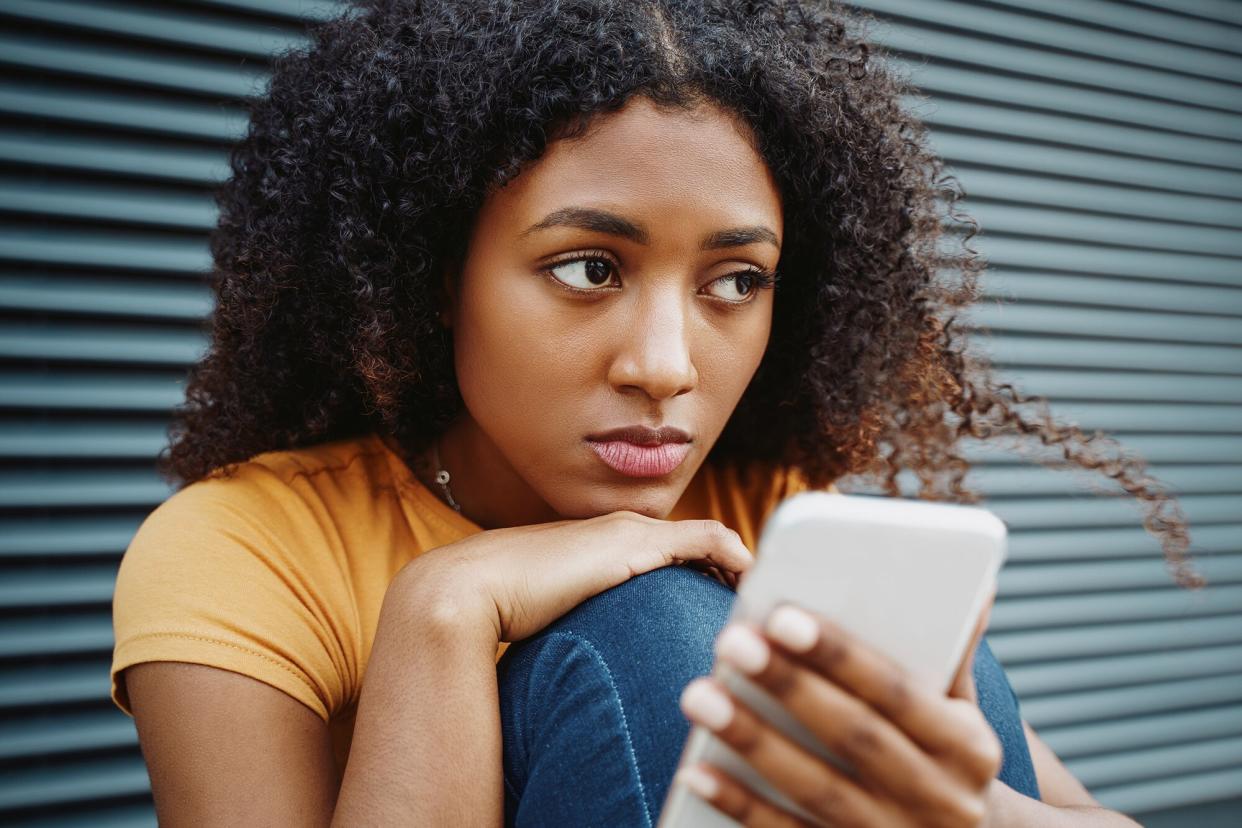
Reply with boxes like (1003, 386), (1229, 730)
(704, 270), (772, 303)
(546, 257), (618, 291)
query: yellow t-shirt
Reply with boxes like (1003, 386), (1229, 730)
(110, 432), (828, 771)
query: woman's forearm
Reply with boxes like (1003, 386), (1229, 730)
(332, 564), (504, 826)
(986, 780), (1142, 827)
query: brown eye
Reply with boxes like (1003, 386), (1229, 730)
(703, 270), (774, 303)
(547, 256), (618, 290)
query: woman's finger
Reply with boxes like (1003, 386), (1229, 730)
(714, 624), (981, 813)
(673, 764), (816, 828)
(655, 518), (756, 576)
(679, 677), (886, 825)
(760, 604), (1003, 781)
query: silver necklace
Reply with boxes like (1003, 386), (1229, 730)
(430, 437), (462, 512)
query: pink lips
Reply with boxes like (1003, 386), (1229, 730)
(586, 439), (692, 477)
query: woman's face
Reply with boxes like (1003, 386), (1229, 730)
(441, 95), (783, 527)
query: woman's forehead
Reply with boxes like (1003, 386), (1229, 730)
(480, 97), (784, 239)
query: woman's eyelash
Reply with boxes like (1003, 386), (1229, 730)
(730, 268), (778, 291)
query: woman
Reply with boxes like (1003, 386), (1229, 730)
(109, 0), (1202, 824)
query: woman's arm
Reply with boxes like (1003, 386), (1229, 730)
(127, 565), (504, 827)
(331, 561), (505, 825)
(126, 662), (340, 826)
(978, 721), (1141, 827)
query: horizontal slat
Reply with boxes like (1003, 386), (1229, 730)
(0, 565), (118, 609)
(1097, 769), (1242, 819)
(0, 323), (205, 365)
(1043, 706), (1242, 761)
(982, 270), (1242, 317)
(968, 435), (1242, 464)
(1007, 644), (1242, 696)
(984, 335), (1242, 375)
(924, 98), (1242, 171)
(1010, 401), (1242, 433)
(972, 463), (1242, 496)
(0, 227), (210, 273)
(991, 585), (1242, 631)
(0, 0), (311, 58)
(0, 754), (149, 811)
(0, 273), (212, 319)
(4, 800), (156, 828)
(195, 0), (339, 20)
(894, 46), (1242, 133)
(0, 372), (185, 411)
(998, 555), (1242, 597)
(1095, 766), (1242, 816)
(904, 55), (1242, 141)
(0, 128), (227, 185)
(976, 0), (1242, 57)
(1127, 0), (1242, 28)
(937, 398), (1242, 435)
(992, 616), (1242, 663)
(989, 493), (1240, 530)
(1069, 735), (1242, 789)
(0, 660), (110, 708)
(975, 236), (1242, 288)
(1021, 673), (1242, 728)
(0, 515), (144, 557)
(1004, 524), (1242, 563)
(0, 31), (267, 98)
(968, 202), (1242, 258)
(932, 131), (1242, 199)
(0, 709), (136, 761)
(958, 168), (1242, 229)
(857, 0), (1242, 78)
(0, 422), (169, 459)
(0, 178), (217, 231)
(0, 80), (246, 141)
(0, 613), (112, 658)
(0, 470), (174, 509)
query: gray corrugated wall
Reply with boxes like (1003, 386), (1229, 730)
(0, 0), (1238, 824)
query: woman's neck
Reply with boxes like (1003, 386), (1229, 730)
(413, 417), (563, 530)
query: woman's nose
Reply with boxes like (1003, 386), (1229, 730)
(607, 294), (698, 401)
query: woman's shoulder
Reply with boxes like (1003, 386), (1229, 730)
(111, 433), (397, 720)
(153, 433), (395, 522)
(197, 432), (393, 494)
(120, 433), (407, 600)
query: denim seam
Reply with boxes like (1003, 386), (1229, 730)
(547, 629), (655, 828)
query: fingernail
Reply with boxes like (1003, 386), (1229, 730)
(675, 765), (719, 799)
(716, 624), (769, 674)
(680, 678), (734, 731)
(766, 605), (819, 652)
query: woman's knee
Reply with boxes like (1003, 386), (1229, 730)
(517, 564), (735, 671)
(497, 566), (737, 823)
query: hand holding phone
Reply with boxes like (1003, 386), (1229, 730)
(657, 492), (1007, 827)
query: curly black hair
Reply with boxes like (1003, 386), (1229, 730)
(162, 0), (1204, 589)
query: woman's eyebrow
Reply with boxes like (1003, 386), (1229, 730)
(520, 206), (779, 250)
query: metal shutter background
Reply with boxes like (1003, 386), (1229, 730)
(0, 0), (1237, 824)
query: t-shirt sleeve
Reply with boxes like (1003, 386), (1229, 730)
(110, 469), (351, 722)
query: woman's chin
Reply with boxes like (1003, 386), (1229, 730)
(551, 487), (681, 522)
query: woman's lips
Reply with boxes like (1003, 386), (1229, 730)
(586, 439), (692, 477)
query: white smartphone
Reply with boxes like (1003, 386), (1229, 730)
(657, 491), (1007, 827)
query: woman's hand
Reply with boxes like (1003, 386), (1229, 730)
(676, 596), (1002, 827)
(393, 510), (754, 643)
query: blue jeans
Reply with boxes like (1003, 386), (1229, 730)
(497, 566), (1040, 826)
